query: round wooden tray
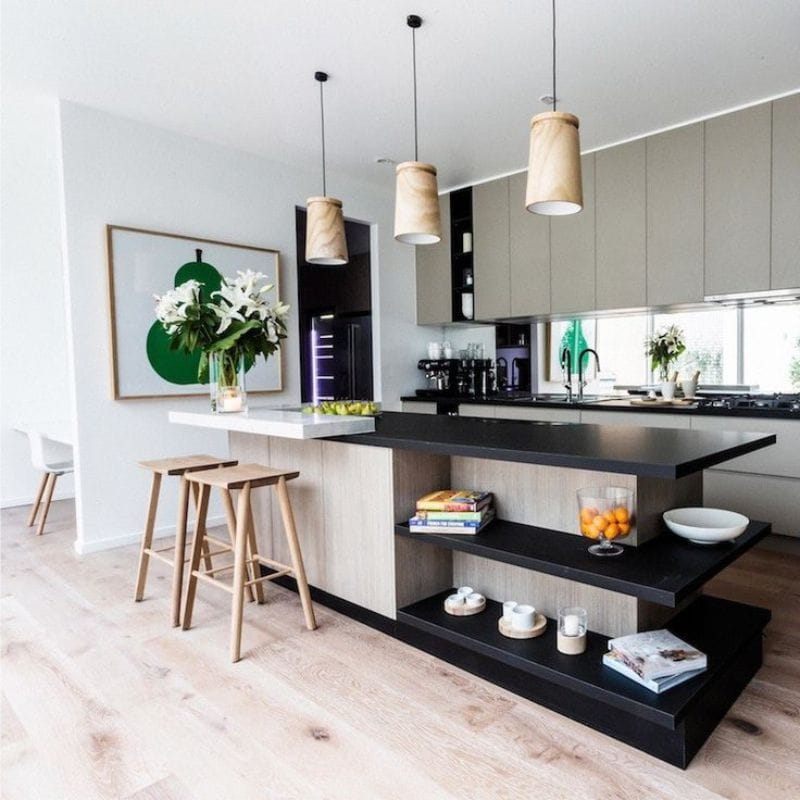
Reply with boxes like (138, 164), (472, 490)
(444, 597), (486, 616)
(498, 613), (547, 639)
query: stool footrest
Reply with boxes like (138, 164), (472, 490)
(205, 535), (231, 550)
(191, 571), (234, 594)
(246, 569), (292, 587)
(145, 550), (175, 567)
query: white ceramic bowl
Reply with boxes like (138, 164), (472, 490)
(663, 507), (749, 545)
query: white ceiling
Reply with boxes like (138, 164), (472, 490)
(4, 1), (800, 192)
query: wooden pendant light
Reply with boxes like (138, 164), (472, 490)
(306, 71), (348, 265)
(394, 14), (442, 245)
(526, 111), (583, 215)
(525, 0), (583, 216)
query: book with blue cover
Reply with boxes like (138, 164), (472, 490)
(408, 508), (495, 534)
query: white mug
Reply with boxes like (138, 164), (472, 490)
(681, 378), (698, 399)
(456, 586), (473, 597)
(502, 601), (517, 622)
(511, 604), (536, 630)
(428, 342), (442, 359)
(446, 593), (465, 606)
(465, 592), (484, 607)
(461, 293), (474, 320)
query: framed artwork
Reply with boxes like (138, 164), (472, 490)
(545, 319), (597, 381)
(106, 225), (283, 399)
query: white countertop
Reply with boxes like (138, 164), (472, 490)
(169, 406), (376, 439)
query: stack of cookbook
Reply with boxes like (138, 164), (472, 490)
(408, 489), (495, 534)
(603, 629), (707, 693)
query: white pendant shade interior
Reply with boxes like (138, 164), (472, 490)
(306, 71), (348, 265)
(394, 14), (442, 245)
(525, 0), (583, 215)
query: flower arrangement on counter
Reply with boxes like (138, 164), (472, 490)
(154, 270), (288, 410)
(645, 324), (686, 382)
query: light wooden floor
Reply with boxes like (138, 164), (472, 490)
(2, 500), (799, 800)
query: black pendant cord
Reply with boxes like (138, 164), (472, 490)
(551, 0), (557, 112)
(318, 79), (327, 197)
(412, 24), (419, 161)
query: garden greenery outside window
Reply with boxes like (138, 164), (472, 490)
(539, 302), (800, 393)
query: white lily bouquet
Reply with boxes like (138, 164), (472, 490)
(154, 270), (289, 410)
(645, 324), (686, 381)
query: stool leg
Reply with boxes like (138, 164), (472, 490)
(275, 476), (317, 631)
(192, 482), (214, 574)
(171, 476), (191, 627)
(222, 488), (255, 603)
(134, 471), (162, 601)
(246, 501), (266, 604)
(27, 473), (49, 527)
(182, 483), (210, 631)
(231, 483), (251, 662)
(36, 473), (58, 536)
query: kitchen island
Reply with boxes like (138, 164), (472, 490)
(170, 408), (775, 767)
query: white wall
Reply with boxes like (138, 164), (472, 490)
(0, 84), (75, 507)
(57, 101), (430, 553)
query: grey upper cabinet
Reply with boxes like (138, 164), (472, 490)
(704, 104), (772, 297)
(473, 177), (511, 320)
(415, 193), (451, 325)
(596, 140), (646, 310)
(508, 171), (551, 316)
(771, 94), (800, 290)
(646, 124), (704, 306)
(550, 153), (596, 314)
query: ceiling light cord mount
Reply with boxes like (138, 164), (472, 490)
(394, 12), (442, 245)
(306, 70), (348, 265)
(525, 0), (583, 216)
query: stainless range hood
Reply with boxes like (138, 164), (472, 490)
(704, 286), (800, 305)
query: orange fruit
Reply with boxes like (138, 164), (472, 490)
(580, 507), (595, 525)
(618, 522), (631, 535)
(593, 515), (609, 532)
(603, 510), (616, 523)
(605, 523), (620, 539)
(613, 506), (630, 524)
(584, 524), (601, 539)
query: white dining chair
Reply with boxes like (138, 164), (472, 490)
(26, 432), (74, 535)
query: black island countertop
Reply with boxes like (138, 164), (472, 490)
(336, 411), (775, 479)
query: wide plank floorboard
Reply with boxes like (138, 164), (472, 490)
(2, 500), (799, 799)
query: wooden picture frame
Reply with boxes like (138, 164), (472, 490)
(106, 225), (284, 399)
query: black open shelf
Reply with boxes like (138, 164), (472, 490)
(397, 591), (770, 766)
(395, 518), (770, 607)
(398, 591), (769, 727)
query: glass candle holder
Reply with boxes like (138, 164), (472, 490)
(557, 606), (587, 655)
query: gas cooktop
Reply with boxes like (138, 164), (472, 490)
(694, 393), (800, 414)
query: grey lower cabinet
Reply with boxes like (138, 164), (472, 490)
(401, 401), (438, 414)
(508, 171), (551, 316)
(579, 410), (691, 429)
(473, 178), (511, 320)
(494, 405), (579, 423)
(704, 104), (772, 297)
(595, 140), (647, 310)
(550, 154), (596, 314)
(415, 192), (452, 324)
(771, 94), (800, 290)
(646, 124), (704, 306)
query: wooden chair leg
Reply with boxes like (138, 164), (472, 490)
(246, 501), (266, 604)
(35, 473), (58, 536)
(170, 476), (191, 628)
(191, 482), (214, 574)
(182, 484), (210, 631)
(230, 483), (251, 662)
(222, 488), (255, 603)
(134, 472), (162, 601)
(275, 476), (317, 631)
(27, 473), (49, 527)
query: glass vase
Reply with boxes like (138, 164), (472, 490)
(209, 351), (247, 413)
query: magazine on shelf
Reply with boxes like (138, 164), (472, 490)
(415, 489), (493, 512)
(607, 629), (707, 680)
(409, 509), (496, 535)
(602, 651), (706, 694)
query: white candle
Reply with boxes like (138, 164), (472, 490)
(221, 393), (243, 412)
(563, 614), (581, 637)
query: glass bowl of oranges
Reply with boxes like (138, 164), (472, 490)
(576, 487), (634, 557)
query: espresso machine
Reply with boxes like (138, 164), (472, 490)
(457, 358), (495, 398)
(416, 359), (460, 396)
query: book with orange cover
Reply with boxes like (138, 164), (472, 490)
(415, 489), (493, 512)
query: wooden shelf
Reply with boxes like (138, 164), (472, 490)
(397, 590), (770, 767)
(395, 518), (770, 607)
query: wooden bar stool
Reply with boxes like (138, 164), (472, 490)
(134, 454), (239, 627)
(182, 463), (317, 662)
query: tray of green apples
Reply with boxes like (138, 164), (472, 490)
(302, 400), (380, 417)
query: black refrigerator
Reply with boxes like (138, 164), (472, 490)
(310, 313), (373, 403)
